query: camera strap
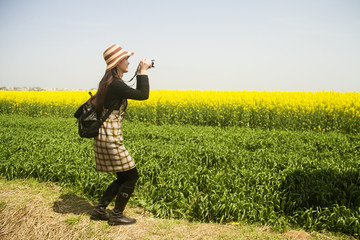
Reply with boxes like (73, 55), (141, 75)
(124, 60), (154, 86)
(122, 64), (140, 86)
(129, 64), (141, 82)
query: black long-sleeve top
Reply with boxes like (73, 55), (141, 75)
(104, 75), (149, 110)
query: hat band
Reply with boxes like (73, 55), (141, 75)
(105, 49), (126, 64)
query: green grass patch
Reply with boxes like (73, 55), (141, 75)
(64, 216), (82, 225)
(0, 200), (6, 213)
(0, 114), (359, 237)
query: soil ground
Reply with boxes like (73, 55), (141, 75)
(0, 178), (355, 240)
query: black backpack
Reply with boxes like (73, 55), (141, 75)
(74, 92), (114, 138)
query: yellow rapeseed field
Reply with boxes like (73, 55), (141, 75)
(131, 90), (359, 116)
(0, 90), (90, 107)
(0, 90), (359, 132)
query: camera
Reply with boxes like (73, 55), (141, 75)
(143, 59), (155, 69)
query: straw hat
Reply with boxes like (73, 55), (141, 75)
(103, 44), (134, 71)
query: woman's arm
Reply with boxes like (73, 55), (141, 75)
(110, 58), (151, 100)
(111, 75), (149, 100)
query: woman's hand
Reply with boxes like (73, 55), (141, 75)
(137, 58), (152, 75)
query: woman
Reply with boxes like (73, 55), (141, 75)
(90, 44), (152, 226)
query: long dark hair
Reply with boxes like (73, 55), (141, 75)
(93, 68), (119, 115)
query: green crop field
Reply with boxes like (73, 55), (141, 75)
(0, 114), (359, 237)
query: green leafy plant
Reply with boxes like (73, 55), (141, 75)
(0, 114), (359, 237)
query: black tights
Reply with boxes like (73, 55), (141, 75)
(113, 167), (139, 194)
(99, 167), (139, 209)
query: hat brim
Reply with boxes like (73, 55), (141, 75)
(106, 51), (134, 71)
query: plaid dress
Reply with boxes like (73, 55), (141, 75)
(94, 100), (135, 172)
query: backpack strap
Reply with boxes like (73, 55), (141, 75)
(101, 105), (116, 122)
(87, 92), (118, 122)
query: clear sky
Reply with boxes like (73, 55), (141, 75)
(0, 0), (359, 92)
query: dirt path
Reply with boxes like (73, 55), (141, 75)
(0, 178), (352, 240)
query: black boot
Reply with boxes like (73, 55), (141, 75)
(108, 210), (136, 225)
(91, 181), (120, 221)
(90, 203), (109, 221)
(108, 189), (136, 225)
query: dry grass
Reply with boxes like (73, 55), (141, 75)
(0, 178), (355, 240)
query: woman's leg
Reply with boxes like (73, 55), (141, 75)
(109, 167), (139, 225)
(91, 177), (122, 220)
